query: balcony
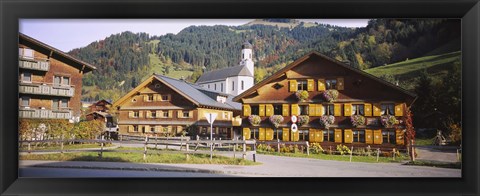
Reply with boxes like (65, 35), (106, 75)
(19, 82), (75, 97)
(18, 58), (50, 72)
(19, 108), (72, 120)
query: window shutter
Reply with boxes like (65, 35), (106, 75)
(282, 104), (290, 116)
(364, 103), (372, 116)
(344, 129), (353, 143)
(396, 129), (404, 145)
(153, 94), (158, 102)
(317, 79), (326, 91)
(337, 77), (344, 90)
(266, 128), (274, 140)
(309, 129), (316, 143)
(373, 104), (381, 116)
(307, 79), (314, 91)
(344, 104), (352, 116)
(243, 128), (251, 140)
(291, 104), (299, 116)
(334, 129), (342, 143)
(259, 128), (266, 141)
(373, 130), (383, 144)
(189, 111), (193, 118)
(144, 95), (148, 102)
(145, 125), (150, 132)
(155, 126), (160, 133)
(243, 104), (251, 116)
(156, 110), (161, 118)
(316, 129), (324, 142)
(292, 131), (300, 142)
(177, 111), (182, 118)
(259, 104), (266, 116)
(128, 125), (133, 133)
(395, 103), (404, 116)
(282, 128), (290, 141)
(334, 104), (342, 116)
(365, 129), (373, 144)
(308, 104), (316, 117)
(317, 104), (324, 116)
(265, 104), (274, 116)
(289, 80), (298, 92)
(128, 111), (133, 118)
(138, 111), (143, 118)
(146, 111), (151, 118)
(168, 110), (173, 118)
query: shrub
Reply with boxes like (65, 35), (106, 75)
(447, 122), (461, 145)
(380, 115), (399, 128)
(297, 115), (310, 126)
(279, 144), (291, 153)
(350, 115), (366, 127)
(323, 89), (339, 102)
(319, 115), (335, 129)
(248, 115), (261, 126)
(257, 144), (275, 152)
(310, 143), (324, 154)
(269, 115), (284, 128)
(336, 144), (352, 155)
(295, 90), (309, 102)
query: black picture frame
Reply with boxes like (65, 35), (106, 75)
(1, 0), (479, 195)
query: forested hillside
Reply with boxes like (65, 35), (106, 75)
(69, 19), (460, 101)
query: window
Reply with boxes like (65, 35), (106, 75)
(221, 83), (223, 92)
(183, 111), (190, 118)
(54, 76), (62, 85)
(20, 48), (34, 59)
(381, 103), (395, 115)
(60, 99), (68, 108)
(273, 104), (282, 115)
(163, 111), (169, 118)
(52, 99), (60, 109)
(20, 97), (30, 107)
(151, 110), (156, 118)
(147, 94), (154, 102)
(297, 80), (308, 90)
(241, 80), (244, 90)
(132, 98), (137, 102)
(326, 79), (337, 90)
(161, 95), (169, 101)
(223, 112), (229, 119)
(382, 130), (396, 144)
(251, 128), (258, 139)
(323, 104), (334, 115)
(62, 76), (70, 86)
(353, 104), (365, 115)
(353, 130), (366, 143)
(22, 72), (32, 83)
(133, 125), (139, 132)
(150, 126), (155, 132)
(299, 130), (308, 141)
(133, 111), (139, 118)
(232, 81), (235, 91)
(251, 105), (259, 115)
(214, 83), (217, 91)
(208, 84), (210, 89)
(323, 130), (334, 142)
(299, 105), (309, 115)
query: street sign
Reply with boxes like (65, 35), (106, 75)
(205, 113), (217, 124)
(291, 123), (298, 133)
(291, 115), (297, 123)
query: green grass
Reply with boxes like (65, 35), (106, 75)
(258, 151), (409, 163)
(20, 143), (113, 151)
(404, 160), (461, 169)
(20, 147), (259, 165)
(415, 138), (435, 146)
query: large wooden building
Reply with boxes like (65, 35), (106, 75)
(233, 51), (416, 149)
(113, 74), (242, 139)
(18, 33), (96, 122)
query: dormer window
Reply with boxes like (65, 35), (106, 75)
(217, 95), (227, 103)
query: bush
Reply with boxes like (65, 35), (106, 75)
(310, 143), (324, 154)
(257, 144), (275, 152)
(447, 122), (461, 145)
(295, 90), (309, 102)
(297, 115), (309, 126)
(248, 115), (261, 126)
(336, 144), (352, 155)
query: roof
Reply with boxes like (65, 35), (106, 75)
(86, 111), (112, 118)
(233, 51), (417, 102)
(19, 33), (96, 73)
(195, 65), (252, 84)
(242, 40), (253, 49)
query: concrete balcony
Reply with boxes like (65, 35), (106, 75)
(18, 58), (50, 72)
(19, 82), (75, 97)
(19, 108), (72, 120)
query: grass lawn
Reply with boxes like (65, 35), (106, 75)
(415, 138), (435, 146)
(404, 160), (461, 169)
(20, 147), (259, 165)
(257, 151), (409, 163)
(19, 143), (113, 151)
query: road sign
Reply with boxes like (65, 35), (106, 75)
(291, 115), (297, 123)
(291, 123), (298, 133)
(205, 113), (217, 124)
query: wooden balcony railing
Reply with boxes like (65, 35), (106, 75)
(19, 108), (72, 119)
(19, 82), (75, 97)
(18, 58), (50, 71)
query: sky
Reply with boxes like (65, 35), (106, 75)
(19, 19), (369, 52)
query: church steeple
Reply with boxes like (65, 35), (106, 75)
(240, 40), (254, 76)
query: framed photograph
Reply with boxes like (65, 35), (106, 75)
(1, 0), (479, 195)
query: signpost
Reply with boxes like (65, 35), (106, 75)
(290, 115), (298, 141)
(205, 112), (217, 160)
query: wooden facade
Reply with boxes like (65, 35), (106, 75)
(233, 51), (416, 149)
(18, 33), (96, 122)
(88, 99), (111, 113)
(113, 75), (241, 139)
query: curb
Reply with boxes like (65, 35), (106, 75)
(30, 164), (225, 174)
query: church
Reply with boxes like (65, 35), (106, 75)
(195, 41), (255, 96)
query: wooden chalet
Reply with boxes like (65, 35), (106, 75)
(233, 51), (416, 149)
(113, 74), (242, 139)
(88, 99), (112, 113)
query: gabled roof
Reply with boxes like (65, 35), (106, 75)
(19, 33), (96, 73)
(113, 74), (241, 111)
(233, 51), (416, 102)
(86, 111), (112, 118)
(196, 65), (252, 84)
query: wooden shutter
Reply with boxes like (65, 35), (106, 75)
(307, 79), (314, 91)
(373, 104), (382, 116)
(365, 129), (373, 144)
(364, 103), (372, 117)
(128, 111), (133, 118)
(259, 127), (266, 141)
(314, 104), (322, 117)
(146, 111), (151, 118)
(334, 129), (342, 143)
(344, 104), (352, 116)
(309, 129), (316, 143)
(168, 110), (173, 118)
(177, 111), (182, 118)
(243, 128), (251, 140)
(315, 129), (324, 142)
(344, 129), (353, 143)
(243, 104), (251, 116)
(282, 128), (290, 141)
(259, 104), (266, 116)
(265, 104), (274, 116)
(143, 95), (148, 102)
(396, 129), (405, 145)
(373, 130), (383, 144)
(156, 110), (161, 118)
(337, 77), (344, 90)
(138, 111), (143, 118)
(266, 128), (274, 140)
(128, 125), (133, 132)
(145, 125), (150, 132)
(291, 104), (299, 116)
(155, 126), (161, 133)
(282, 104), (290, 116)
(289, 80), (298, 92)
(189, 111), (193, 118)
(292, 131), (300, 142)
(309, 104), (316, 116)
(317, 79), (326, 91)
(334, 104), (342, 116)
(395, 103), (404, 116)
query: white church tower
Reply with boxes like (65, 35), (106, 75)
(240, 41), (254, 76)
